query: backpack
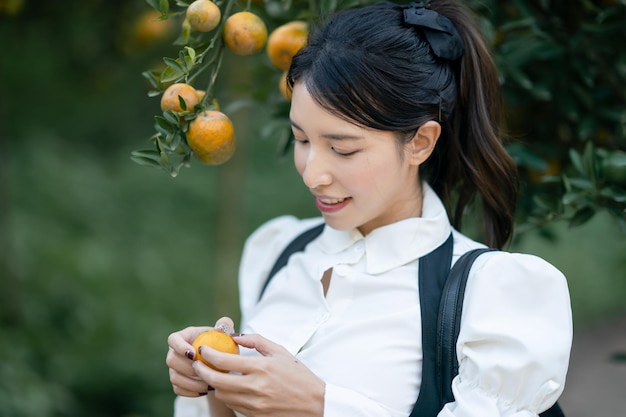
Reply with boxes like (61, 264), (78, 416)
(258, 224), (565, 417)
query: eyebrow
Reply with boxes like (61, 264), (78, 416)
(290, 119), (363, 140)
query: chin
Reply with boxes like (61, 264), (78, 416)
(320, 217), (356, 232)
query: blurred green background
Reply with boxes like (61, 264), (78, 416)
(1, 1), (625, 416)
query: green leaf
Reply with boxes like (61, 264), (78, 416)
(165, 131), (182, 150)
(163, 57), (184, 73)
(506, 143), (548, 170)
(154, 116), (176, 133)
(130, 149), (162, 168)
(507, 67), (533, 90)
(530, 85), (552, 101)
(145, 0), (160, 11)
(599, 186), (626, 203)
(568, 177), (594, 190)
(159, 148), (172, 170)
(259, 118), (291, 140)
(141, 70), (160, 89)
(159, 0), (169, 15)
(499, 17), (536, 32)
(569, 206), (596, 227)
(160, 66), (185, 84)
(162, 111), (179, 125)
(176, 18), (192, 45)
(185, 46), (196, 63)
(562, 190), (583, 205)
(569, 148), (586, 177)
(582, 141), (597, 182)
(178, 95), (187, 111)
(223, 98), (255, 115)
(533, 194), (561, 213)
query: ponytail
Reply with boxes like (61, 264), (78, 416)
(429, 0), (519, 249)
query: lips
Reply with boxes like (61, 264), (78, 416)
(314, 195), (351, 213)
(319, 197), (346, 204)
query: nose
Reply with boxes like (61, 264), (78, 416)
(299, 147), (333, 190)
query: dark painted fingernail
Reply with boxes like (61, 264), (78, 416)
(198, 346), (203, 355)
(207, 385), (215, 391)
(198, 392), (207, 396)
(230, 333), (244, 337)
(185, 350), (195, 360)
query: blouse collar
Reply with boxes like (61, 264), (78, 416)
(316, 183), (452, 274)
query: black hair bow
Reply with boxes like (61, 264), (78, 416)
(403, 2), (464, 60)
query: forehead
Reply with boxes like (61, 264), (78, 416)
(289, 83), (362, 134)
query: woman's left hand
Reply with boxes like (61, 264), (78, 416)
(192, 333), (325, 417)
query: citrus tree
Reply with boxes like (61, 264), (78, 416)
(131, 0), (626, 235)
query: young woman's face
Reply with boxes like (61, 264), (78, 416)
(290, 82), (424, 235)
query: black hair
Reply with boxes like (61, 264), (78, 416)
(287, 0), (519, 249)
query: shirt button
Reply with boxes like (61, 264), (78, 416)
(354, 241), (365, 253)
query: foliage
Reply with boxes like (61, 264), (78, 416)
(131, 0), (626, 235)
(469, 0), (626, 234)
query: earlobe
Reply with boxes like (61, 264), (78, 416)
(408, 121), (441, 165)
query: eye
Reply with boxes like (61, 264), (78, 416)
(332, 147), (357, 157)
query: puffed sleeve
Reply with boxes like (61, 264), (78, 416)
(238, 215), (324, 330)
(439, 252), (572, 417)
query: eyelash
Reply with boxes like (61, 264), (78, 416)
(332, 147), (357, 157)
(292, 137), (357, 157)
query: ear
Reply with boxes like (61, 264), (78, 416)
(407, 121), (441, 166)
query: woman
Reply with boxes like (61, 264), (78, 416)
(166, 2), (572, 416)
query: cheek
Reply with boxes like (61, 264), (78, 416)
(293, 146), (306, 176)
(351, 155), (402, 194)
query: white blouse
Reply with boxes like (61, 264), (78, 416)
(174, 185), (572, 417)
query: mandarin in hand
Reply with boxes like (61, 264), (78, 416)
(192, 330), (240, 372)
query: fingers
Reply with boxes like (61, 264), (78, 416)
(192, 355), (244, 390)
(166, 320), (238, 397)
(169, 366), (212, 397)
(166, 346), (195, 375)
(167, 326), (213, 358)
(194, 336), (286, 375)
(231, 333), (285, 357)
(197, 345), (251, 374)
(165, 325), (219, 396)
(214, 316), (236, 334)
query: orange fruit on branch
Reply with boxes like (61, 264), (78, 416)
(130, 9), (176, 50)
(279, 71), (292, 101)
(160, 83), (200, 112)
(267, 20), (308, 71)
(186, 110), (236, 165)
(223, 11), (268, 56)
(186, 0), (221, 33)
(192, 330), (240, 372)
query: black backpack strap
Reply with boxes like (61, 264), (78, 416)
(436, 248), (566, 417)
(410, 233), (454, 417)
(437, 248), (495, 404)
(257, 223), (325, 303)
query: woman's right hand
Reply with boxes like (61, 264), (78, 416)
(166, 317), (236, 397)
